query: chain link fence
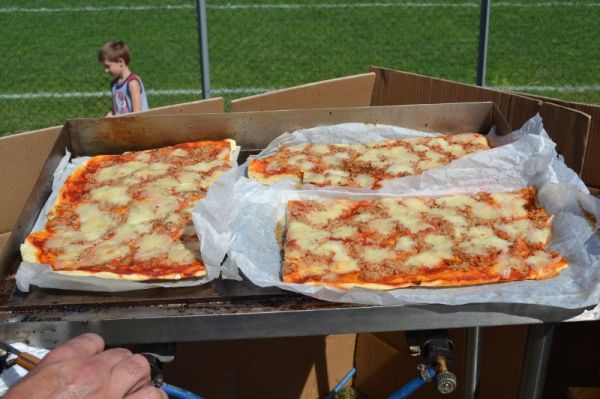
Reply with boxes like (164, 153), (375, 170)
(1, 1), (599, 137)
(207, 1), (480, 96)
(0, 1), (203, 136)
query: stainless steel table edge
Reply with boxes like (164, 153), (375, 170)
(0, 302), (590, 348)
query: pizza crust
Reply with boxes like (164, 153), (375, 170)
(54, 268), (206, 281)
(226, 138), (236, 164)
(248, 162), (300, 186)
(20, 240), (39, 264)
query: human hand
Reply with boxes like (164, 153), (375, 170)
(5, 333), (167, 399)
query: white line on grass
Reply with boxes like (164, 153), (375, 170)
(498, 85), (600, 93)
(1, 85), (598, 100)
(2, 2), (600, 13)
(0, 88), (275, 100)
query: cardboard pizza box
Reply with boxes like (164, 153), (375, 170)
(0, 101), (510, 295)
(162, 334), (356, 399)
(230, 73), (376, 112)
(511, 92), (600, 191)
(0, 125), (63, 254)
(125, 97), (223, 117)
(368, 67), (592, 180)
(0, 98), (225, 255)
(354, 326), (528, 399)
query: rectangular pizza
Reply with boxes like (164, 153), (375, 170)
(20, 139), (236, 281)
(282, 188), (568, 289)
(249, 132), (490, 189)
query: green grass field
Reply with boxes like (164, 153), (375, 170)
(2, 0), (599, 136)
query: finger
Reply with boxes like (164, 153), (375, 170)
(125, 385), (168, 399)
(41, 333), (105, 364)
(94, 347), (134, 368)
(109, 354), (152, 397)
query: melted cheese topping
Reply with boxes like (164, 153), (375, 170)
(331, 226), (356, 239)
(167, 243), (196, 264)
(459, 226), (511, 255)
(185, 158), (224, 173)
(287, 222), (329, 252)
(471, 201), (499, 219)
(90, 186), (131, 206)
(133, 162), (171, 179)
(54, 244), (89, 267)
(135, 234), (171, 260)
(78, 204), (116, 241)
(395, 236), (415, 251)
(383, 201), (430, 233)
(362, 247), (396, 263)
(113, 223), (152, 242)
(368, 218), (396, 235)
(307, 201), (352, 225)
(497, 220), (550, 245)
(405, 234), (454, 268)
(526, 251), (558, 271)
(170, 148), (189, 157)
(82, 239), (130, 266)
(96, 161), (147, 182)
(490, 192), (528, 218)
(355, 174), (375, 188)
(318, 241), (360, 274)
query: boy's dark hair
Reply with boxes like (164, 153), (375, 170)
(98, 40), (130, 64)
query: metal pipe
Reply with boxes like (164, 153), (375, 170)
(476, 0), (491, 86)
(387, 367), (436, 399)
(161, 382), (204, 399)
(325, 367), (356, 399)
(196, 0), (211, 99)
(464, 327), (483, 399)
(517, 324), (555, 399)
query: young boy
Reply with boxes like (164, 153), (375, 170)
(98, 40), (149, 116)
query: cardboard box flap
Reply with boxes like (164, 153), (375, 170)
(369, 67), (591, 176)
(230, 73), (375, 112)
(0, 126), (63, 235)
(128, 97), (224, 116)
(1, 128), (71, 272)
(0, 232), (10, 255)
(66, 102), (509, 156)
(514, 92), (600, 188)
(537, 101), (590, 175)
(369, 67), (524, 110)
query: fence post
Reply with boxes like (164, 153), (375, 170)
(476, 0), (491, 86)
(196, 0), (211, 99)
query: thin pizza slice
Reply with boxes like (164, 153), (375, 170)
(21, 139), (236, 281)
(249, 133), (489, 189)
(282, 188), (568, 289)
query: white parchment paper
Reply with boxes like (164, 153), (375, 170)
(195, 118), (600, 308)
(16, 148), (240, 292)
